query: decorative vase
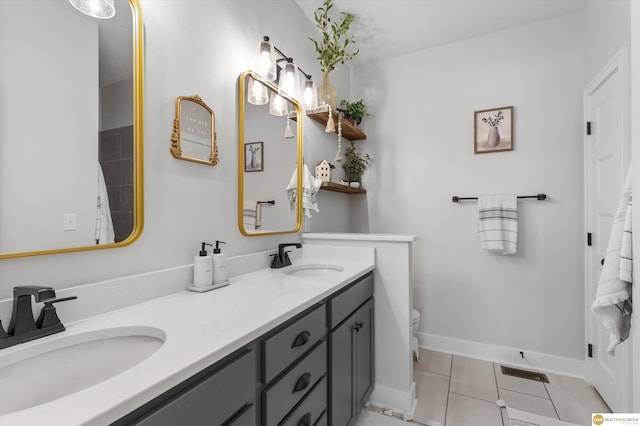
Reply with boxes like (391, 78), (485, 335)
(487, 126), (501, 147)
(317, 73), (338, 111)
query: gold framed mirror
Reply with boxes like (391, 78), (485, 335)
(170, 95), (218, 165)
(0, 0), (144, 259)
(238, 71), (303, 236)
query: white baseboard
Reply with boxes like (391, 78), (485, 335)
(417, 331), (585, 379)
(369, 382), (417, 420)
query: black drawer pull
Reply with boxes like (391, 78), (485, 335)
(352, 321), (364, 332)
(298, 413), (312, 426)
(291, 331), (310, 348)
(292, 372), (312, 393)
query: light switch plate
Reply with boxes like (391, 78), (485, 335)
(64, 213), (77, 231)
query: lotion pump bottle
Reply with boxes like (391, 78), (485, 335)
(193, 242), (213, 289)
(211, 240), (230, 289)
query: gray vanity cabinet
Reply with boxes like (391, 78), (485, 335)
(112, 344), (258, 426)
(113, 271), (374, 426)
(261, 304), (328, 425)
(328, 273), (374, 426)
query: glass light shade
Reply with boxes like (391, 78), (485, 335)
(247, 77), (269, 105)
(269, 93), (288, 116)
(301, 78), (318, 111)
(255, 40), (276, 81)
(278, 61), (299, 99)
(69, 0), (115, 19)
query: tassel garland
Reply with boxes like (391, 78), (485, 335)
(335, 111), (343, 162)
(325, 105), (336, 133)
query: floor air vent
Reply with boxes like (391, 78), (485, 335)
(500, 366), (549, 383)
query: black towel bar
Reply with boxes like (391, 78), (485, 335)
(451, 194), (547, 203)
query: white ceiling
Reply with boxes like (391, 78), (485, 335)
(294, 0), (589, 65)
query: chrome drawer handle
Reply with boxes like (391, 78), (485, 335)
(292, 372), (311, 393)
(291, 331), (310, 348)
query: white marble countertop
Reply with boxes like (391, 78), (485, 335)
(0, 255), (375, 426)
(302, 232), (418, 242)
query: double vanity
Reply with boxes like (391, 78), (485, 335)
(0, 247), (375, 425)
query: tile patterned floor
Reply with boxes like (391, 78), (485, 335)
(410, 348), (610, 426)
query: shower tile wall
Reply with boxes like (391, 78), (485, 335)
(99, 125), (133, 242)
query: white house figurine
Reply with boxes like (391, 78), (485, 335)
(315, 160), (331, 182)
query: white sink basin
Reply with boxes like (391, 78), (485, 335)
(284, 264), (344, 277)
(0, 326), (165, 415)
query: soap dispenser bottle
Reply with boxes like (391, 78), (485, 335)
(191, 242), (213, 291)
(211, 240), (230, 289)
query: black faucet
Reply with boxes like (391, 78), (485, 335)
(270, 243), (302, 269)
(0, 285), (77, 350)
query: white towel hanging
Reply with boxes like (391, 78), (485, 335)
(592, 166), (633, 355)
(95, 164), (115, 244)
(477, 194), (518, 254)
(286, 164), (323, 218)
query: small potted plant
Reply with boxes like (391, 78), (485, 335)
(342, 143), (371, 187)
(339, 99), (369, 126)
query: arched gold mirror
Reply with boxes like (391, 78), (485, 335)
(238, 71), (303, 236)
(0, 0), (144, 259)
(170, 95), (218, 165)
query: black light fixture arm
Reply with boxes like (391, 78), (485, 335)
(264, 36), (312, 80)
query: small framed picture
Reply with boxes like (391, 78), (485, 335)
(474, 106), (513, 154)
(244, 141), (263, 172)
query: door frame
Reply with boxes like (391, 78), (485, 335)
(583, 47), (631, 411)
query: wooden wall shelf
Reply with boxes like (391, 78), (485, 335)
(320, 181), (366, 194)
(305, 111), (366, 141)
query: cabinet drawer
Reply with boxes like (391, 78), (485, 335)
(263, 304), (326, 383)
(314, 410), (327, 426)
(329, 273), (373, 329)
(224, 403), (255, 426)
(263, 341), (326, 425)
(134, 349), (255, 426)
(281, 376), (327, 426)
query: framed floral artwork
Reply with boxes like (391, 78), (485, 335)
(245, 141), (263, 172)
(474, 106), (513, 154)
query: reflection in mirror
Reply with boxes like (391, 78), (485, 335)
(170, 95), (218, 165)
(0, 0), (144, 259)
(238, 71), (303, 236)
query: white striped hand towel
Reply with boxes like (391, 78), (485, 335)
(592, 166), (633, 355)
(478, 195), (518, 254)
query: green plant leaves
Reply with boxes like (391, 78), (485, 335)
(309, 0), (359, 74)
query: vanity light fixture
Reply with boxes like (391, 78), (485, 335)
(301, 77), (318, 111)
(247, 76), (269, 105)
(278, 59), (300, 99)
(69, 0), (115, 19)
(254, 36), (277, 82)
(269, 93), (288, 117)
(251, 36), (316, 111)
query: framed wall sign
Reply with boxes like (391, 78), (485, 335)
(474, 106), (513, 154)
(245, 141), (264, 172)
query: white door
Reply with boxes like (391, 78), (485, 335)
(585, 49), (631, 412)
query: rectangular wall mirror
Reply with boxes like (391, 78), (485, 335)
(0, 0), (144, 258)
(237, 71), (303, 236)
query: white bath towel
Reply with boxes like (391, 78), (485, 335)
(95, 164), (115, 244)
(242, 200), (261, 229)
(592, 166), (633, 355)
(477, 194), (518, 254)
(286, 164), (323, 218)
